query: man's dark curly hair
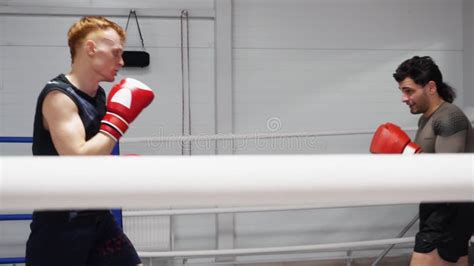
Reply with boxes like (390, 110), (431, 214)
(393, 56), (456, 103)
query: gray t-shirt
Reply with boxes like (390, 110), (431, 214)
(415, 102), (473, 153)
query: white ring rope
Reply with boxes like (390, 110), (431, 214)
(0, 154), (472, 210)
(122, 203), (420, 217)
(121, 121), (474, 144)
(120, 128), (418, 143)
(122, 204), (384, 217)
(138, 237), (415, 258)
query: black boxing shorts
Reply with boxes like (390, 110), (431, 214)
(414, 202), (474, 263)
(26, 210), (141, 266)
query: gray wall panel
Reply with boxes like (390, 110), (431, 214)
(233, 0), (464, 156)
(2, 16), (214, 48)
(464, 0), (474, 118)
(233, 0), (462, 50)
(0, 0), (212, 9)
(235, 205), (418, 248)
(1, 46), (70, 135)
(233, 49), (462, 145)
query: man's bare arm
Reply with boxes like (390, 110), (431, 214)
(42, 90), (116, 155)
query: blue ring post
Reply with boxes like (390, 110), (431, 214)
(0, 136), (33, 143)
(0, 257), (25, 264)
(0, 214), (32, 221)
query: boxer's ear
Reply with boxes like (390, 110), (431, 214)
(85, 39), (97, 56)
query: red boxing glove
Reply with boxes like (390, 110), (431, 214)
(370, 123), (421, 154)
(100, 78), (155, 141)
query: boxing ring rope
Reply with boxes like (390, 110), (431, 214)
(118, 127), (418, 144)
(0, 127), (472, 265)
(0, 154), (472, 210)
(0, 136), (122, 265)
(117, 120), (472, 144)
(138, 237), (415, 259)
(122, 204), (376, 217)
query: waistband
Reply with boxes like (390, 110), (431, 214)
(32, 210), (110, 224)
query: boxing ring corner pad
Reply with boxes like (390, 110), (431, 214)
(0, 154), (472, 210)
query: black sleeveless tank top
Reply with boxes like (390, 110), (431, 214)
(32, 74), (106, 155)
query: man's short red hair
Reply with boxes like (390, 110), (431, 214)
(67, 16), (126, 63)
